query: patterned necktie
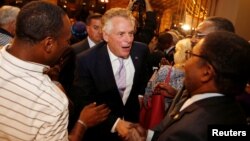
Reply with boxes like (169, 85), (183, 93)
(115, 58), (126, 98)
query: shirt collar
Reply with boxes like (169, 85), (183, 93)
(0, 27), (13, 37)
(107, 45), (119, 63)
(87, 36), (96, 48)
(107, 45), (131, 64)
(1, 45), (49, 73)
(165, 45), (175, 54)
(180, 93), (224, 111)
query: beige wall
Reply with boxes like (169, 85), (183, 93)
(215, 0), (250, 40)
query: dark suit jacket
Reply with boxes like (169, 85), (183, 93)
(58, 38), (90, 95)
(70, 41), (150, 141)
(71, 38), (90, 55)
(154, 96), (246, 141)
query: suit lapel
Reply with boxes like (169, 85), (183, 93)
(130, 47), (140, 84)
(96, 45), (123, 102)
(97, 45), (117, 86)
(160, 102), (198, 134)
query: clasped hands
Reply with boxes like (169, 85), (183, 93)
(116, 120), (146, 141)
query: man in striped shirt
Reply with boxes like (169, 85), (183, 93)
(0, 1), (109, 141)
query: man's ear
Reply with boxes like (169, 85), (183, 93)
(102, 32), (108, 42)
(43, 37), (54, 53)
(201, 63), (215, 82)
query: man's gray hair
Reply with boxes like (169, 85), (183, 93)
(102, 8), (136, 34)
(0, 5), (20, 26)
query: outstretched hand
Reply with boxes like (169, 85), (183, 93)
(79, 102), (110, 128)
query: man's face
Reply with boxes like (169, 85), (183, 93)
(191, 21), (216, 47)
(103, 17), (134, 59)
(184, 40), (207, 94)
(49, 15), (71, 66)
(86, 18), (103, 44)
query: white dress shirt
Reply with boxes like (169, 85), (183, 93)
(87, 36), (96, 48)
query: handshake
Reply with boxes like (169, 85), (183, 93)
(116, 120), (147, 141)
(125, 123), (147, 141)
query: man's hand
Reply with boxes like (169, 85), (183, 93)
(159, 58), (171, 66)
(124, 124), (147, 141)
(79, 103), (110, 128)
(116, 119), (133, 139)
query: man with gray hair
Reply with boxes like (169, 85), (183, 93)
(70, 7), (150, 141)
(0, 5), (20, 47)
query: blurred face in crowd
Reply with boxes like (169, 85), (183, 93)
(191, 21), (216, 47)
(86, 18), (103, 44)
(103, 16), (134, 59)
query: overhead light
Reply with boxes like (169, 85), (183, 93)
(181, 24), (191, 31)
(100, 0), (109, 3)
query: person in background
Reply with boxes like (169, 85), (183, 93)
(148, 34), (159, 53)
(144, 38), (192, 115)
(71, 13), (103, 54)
(127, 0), (157, 45)
(236, 81), (250, 125)
(0, 1), (109, 141)
(0, 5), (20, 48)
(70, 21), (88, 44)
(191, 16), (235, 47)
(148, 32), (173, 75)
(69, 7), (150, 141)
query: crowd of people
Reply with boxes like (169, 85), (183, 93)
(0, 0), (250, 141)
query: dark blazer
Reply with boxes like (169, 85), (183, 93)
(71, 38), (90, 55)
(58, 38), (90, 95)
(154, 96), (246, 141)
(69, 41), (150, 141)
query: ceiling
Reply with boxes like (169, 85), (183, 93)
(149, 0), (179, 13)
(106, 0), (179, 14)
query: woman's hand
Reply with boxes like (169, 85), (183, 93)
(156, 82), (177, 98)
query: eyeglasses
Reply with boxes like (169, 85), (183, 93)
(185, 50), (218, 73)
(185, 50), (208, 60)
(193, 32), (207, 39)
